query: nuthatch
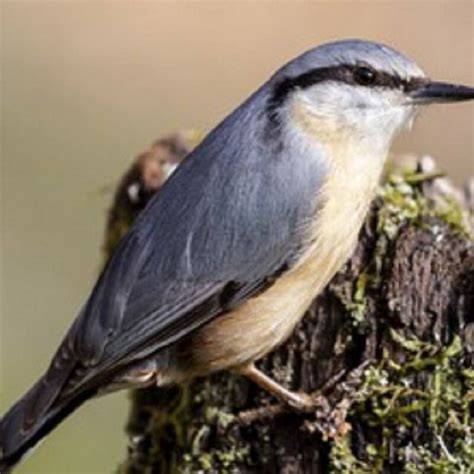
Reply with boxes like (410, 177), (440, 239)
(103, 130), (200, 257)
(1, 39), (473, 471)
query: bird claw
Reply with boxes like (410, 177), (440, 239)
(286, 392), (329, 413)
(286, 391), (314, 411)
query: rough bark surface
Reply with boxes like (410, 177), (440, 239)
(106, 139), (473, 473)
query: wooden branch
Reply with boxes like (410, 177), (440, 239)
(106, 137), (473, 473)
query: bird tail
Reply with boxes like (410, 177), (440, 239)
(0, 379), (95, 473)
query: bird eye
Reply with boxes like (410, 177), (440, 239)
(353, 66), (376, 86)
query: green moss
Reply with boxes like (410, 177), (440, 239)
(379, 170), (472, 239)
(182, 444), (249, 474)
(271, 348), (297, 387)
(434, 195), (470, 237)
(348, 273), (369, 325)
(332, 169), (454, 325)
(329, 437), (373, 473)
(329, 332), (473, 473)
(181, 423), (249, 474)
(329, 169), (472, 472)
(204, 406), (235, 431)
(164, 374), (253, 473)
(331, 170), (439, 327)
(329, 273), (369, 331)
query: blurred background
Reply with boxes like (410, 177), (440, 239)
(1, 1), (473, 472)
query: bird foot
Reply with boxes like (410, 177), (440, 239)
(235, 392), (331, 426)
(284, 391), (329, 413)
(236, 362), (329, 413)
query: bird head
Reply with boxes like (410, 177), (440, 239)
(267, 39), (474, 152)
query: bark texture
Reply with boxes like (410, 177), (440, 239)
(106, 139), (473, 473)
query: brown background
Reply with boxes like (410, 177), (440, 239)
(1, 2), (473, 472)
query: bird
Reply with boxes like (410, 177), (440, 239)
(1, 39), (473, 472)
(103, 130), (200, 257)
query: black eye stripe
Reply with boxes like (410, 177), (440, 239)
(269, 64), (425, 108)
(264, 63), (426, 140)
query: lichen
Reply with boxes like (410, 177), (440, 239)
(331, 170), (447, 325)
(330, 170), (441, 328)
(180, 400), (249, 474)
(329, 437), (370, 473)
(182, 443), (250, 474)
(328, 169), (473, 473)
(434, 195), (470, 237)
(270, 349), (296, 387)
(379, 170), (472, 239)
(347, 272), (369, 326)
(329, 332), (473, 473)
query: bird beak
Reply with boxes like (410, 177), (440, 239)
(410, 81), (474, 104)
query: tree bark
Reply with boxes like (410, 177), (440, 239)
(106, 140), (473, 473)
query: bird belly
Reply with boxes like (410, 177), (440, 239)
(174, 140), (383, 381)
(175, 233), (358, 378)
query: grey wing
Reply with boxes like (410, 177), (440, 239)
(23, 94), (325, 423)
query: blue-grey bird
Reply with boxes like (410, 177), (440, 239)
(1, 39), (473, 471)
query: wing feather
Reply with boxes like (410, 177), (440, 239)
(26, 89), (326, 424)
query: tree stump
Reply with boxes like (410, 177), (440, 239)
(106, 137), (473, 473)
